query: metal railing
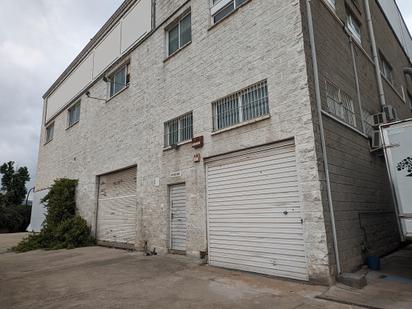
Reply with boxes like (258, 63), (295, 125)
(164, 112), (193, 147)
(212, 80), (269, 131)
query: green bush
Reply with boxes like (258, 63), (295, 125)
(14, 178), (95, 252)
(0, 204), (32, 233)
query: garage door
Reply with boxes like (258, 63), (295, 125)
(97, 167), (137, 246)
(206, 141), (308, 280)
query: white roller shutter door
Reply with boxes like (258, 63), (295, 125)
(207, 141), (308, 280)
(97, 167), (137, 245)
(170, 184), (187, 251)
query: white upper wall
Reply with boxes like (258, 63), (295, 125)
(378, 0), (412, 63)
(45, 0), (152, 122)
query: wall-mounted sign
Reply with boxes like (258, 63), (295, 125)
(192, 136), (204, 149)
(193, 153), (201, 163)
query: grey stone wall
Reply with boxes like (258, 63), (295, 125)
(36, 0), (332, 283)
(303, 0), (412, 272)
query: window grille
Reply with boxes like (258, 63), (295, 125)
(164, 112), (193, 147)
(68, 102), (81, 127)
(325, 80), (357, 128)
(212, 80), (269, 131)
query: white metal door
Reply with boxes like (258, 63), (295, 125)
(97, 167), (137, 245)
(206, 141), (308, 280)
(170, 184), (187, 251)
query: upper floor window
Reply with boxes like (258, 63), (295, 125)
(67, 101), (81, 128)
(45, 122), (54, 143)
(212, 80), (269, 131)
(325, 0), (336, 9)
(167, 12), (191, 56)
(325, 80), (357, 127)
(379, 52), (393, 84)
(108, 64), (129, 98)
(164, 112), (193, 147)
(347, 13), (361, 43)
(211, 0), (247, 24)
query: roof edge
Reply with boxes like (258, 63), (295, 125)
(42, 0), (137, 99)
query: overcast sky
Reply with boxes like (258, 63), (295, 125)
(0, 0), (411, 193)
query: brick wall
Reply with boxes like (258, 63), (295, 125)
(303, 0), (412, 272)
(36, 0), (332, 283)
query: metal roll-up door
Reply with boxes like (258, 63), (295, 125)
(170, 184), (187, 252)
(206, 141), (308, 280)
(97, 167), (137, 246)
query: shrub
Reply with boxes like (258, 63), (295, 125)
(14, 178), (95, 252)
(0, 204), (32, 233)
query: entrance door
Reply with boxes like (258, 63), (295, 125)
(170, 184), (187, 252)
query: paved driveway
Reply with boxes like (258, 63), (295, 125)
(0, 246), (358, 309)
(0, 232), (27, 253)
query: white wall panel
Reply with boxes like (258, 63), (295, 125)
(121, 0), (152, 53)
(27, 189), (49, 232)
(93, 23), (121, 78)
(45, 1), (153, 122)
(46, 54), (93, 120)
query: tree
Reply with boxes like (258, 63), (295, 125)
(0, 161), (30, 207)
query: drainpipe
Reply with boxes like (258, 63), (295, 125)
(305, 0), (342, 275)
(363, 0), (386, 109)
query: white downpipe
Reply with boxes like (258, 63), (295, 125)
(364, 0), (386, 109)
(305, 0), (342, 275)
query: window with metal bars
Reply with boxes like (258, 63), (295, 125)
(212, 80), (269, 131)
(164, 112), (193, 147)
(325, 80), (357, 127)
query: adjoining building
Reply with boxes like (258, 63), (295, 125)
(31, 0), (412, 284)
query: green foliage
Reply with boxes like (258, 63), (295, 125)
(0, 161), (30, 207)
(0, 204), (32, 233)
(0, 161), (31, 233)
(14, 178), (95, 252)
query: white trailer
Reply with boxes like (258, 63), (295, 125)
(381, 119), (412, 240)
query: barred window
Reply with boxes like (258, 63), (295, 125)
(325, 80), (357, 127)
(164, 112), (193, 147)
(212, 80), (269, 131)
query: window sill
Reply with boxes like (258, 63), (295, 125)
(163, 139), (192, 151)
(106, 85), (129, 103)
(164, 41), (192, 63)
(208, 0), (252, 31)
(43, 139), (53, 146)
(66, 121), (79, 131)
(211, 114), (271, 136)
(321, 110), (368, 139)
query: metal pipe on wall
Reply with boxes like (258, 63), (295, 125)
(363, 0), (386, 109)
(305, 0), (342, 275)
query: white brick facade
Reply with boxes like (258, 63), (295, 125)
(36, 0), (332, 283)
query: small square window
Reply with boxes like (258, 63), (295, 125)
(67, 102), (81, 127)
(108, 65), (129, 98)
(45, 123), (54, 143)
(164, 112), (193, 147)
(167, 13), (192, 56)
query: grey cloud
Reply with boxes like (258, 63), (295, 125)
(0, 0), (123, 192)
